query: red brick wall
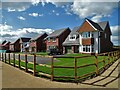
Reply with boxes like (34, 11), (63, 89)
(78, 21), (95, 33)
(30, 41), (36, 47)
(30, 33), (48, 52)
(46, 38), (59, 50)
(36, 33), (48, 52)
(46, 28), (71, 53)
(10, 44), (14, 51)
(14, 40), (20, 52)
(100, 23), (113, 53)
(58, 28), (71, 52)
(82, 38), (94, 45)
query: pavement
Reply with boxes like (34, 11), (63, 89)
(1, 58), (120, 88)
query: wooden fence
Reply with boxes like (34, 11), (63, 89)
(0, 50), (120, 82)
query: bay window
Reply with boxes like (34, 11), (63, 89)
(83, 45), (94, 52)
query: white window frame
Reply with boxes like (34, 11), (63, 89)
(48, 38), (50, 42)
(52, 37), (56, 42)
(82, 32), (92, 38)
(69, 35), (76, 41)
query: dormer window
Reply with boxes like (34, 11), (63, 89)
(48, 38), (50, 42)
(69, 35), (76, 41)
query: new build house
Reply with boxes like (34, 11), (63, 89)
(10, 37), (31, 52)
(77, 19), (113, 54)
(0, 40), (11, 50)
(45, 28), (71, 53)
(10, 39), (20, 52)
(29, 33), (48, 52)
(62, 27), (79, 54)
(20, 37), (31, 52)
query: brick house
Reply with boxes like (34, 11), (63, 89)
(10, 37), (31, 52)
(62, 27), (79, 54)
(77, 18), (113, 54)
(10, 39), (20, 52)
(29, 33), (48, 52)
(45, 28), (71, 53)
(19, 37), (31, 52)
(0, 40), (11, 50)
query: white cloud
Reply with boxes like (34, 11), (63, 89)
(29, 13), (43, 17)
(31, 0), (70, 7)
(110, 25), (120, 45)
(30, 1), (117, 21)
(56, 13), (59, 16)
(2, 2), (31, 12)
(71, 1), (117, 20)
(8, 8), (16, 12)
(18, 16), (26, 20)
(52, 10), (55, 13)
(110, 25), (119, 36)
(91, 15), (102, 22)
(0, 23), (54, 43)
(29, 13), (39, 17)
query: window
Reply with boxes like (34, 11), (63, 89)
(82, 32), (91, 38)
(105, 33), (107, 39)
(83, 45), (93, 52)
(83, 46), (86, 51)
(52, 37), (56, 42)
(91, 32), (94, 38)
(48, 38), (50, 42)
(69, 35), (76, 41)
(48, 46), (57, 50)
(92, 45), (94, 52)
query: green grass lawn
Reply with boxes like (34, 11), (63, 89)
(6, 53), (114, 81)
(35, 52), (48, 56)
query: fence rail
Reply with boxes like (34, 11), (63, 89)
(0, 50), (120, 82)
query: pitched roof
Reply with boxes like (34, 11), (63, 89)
(10, 37), (31, 44)
(98, 21), (108, 30)
(63, 27), (79, 46)
(3, 41), (10, 45)
(86, 19), (103, 31)
(20, 37), (31, 42)
(30, 33), (47, 41)
(46, 27), (70, 38)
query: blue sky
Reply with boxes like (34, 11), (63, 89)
(0, 1), (119, 46)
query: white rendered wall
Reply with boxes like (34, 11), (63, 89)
(93, 31), (98, 53)
(79, 31), (99, 53)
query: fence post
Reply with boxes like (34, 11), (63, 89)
(103, 59), (105, 71)
(8, 53), (10, 64)
(0, 53), (2, 61)
(51, 56), (54, 81)
(2, 53), (4, 62)
(25, 54), (28, 72)
(5, 53), (6, 63)
(112, 52), (114, 62)
(18, 54), (21, 68)
(114, 52), (116, 60)
(13, 53), (15, 67)
(33, 54), (36, 76)
(108, 53), (110, 65)
(95, 54), (98, 75)
(117, 51), (119, 59)
(74, 57), (77, 81)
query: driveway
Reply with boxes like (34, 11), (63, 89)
(2, 53), (53, 64)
